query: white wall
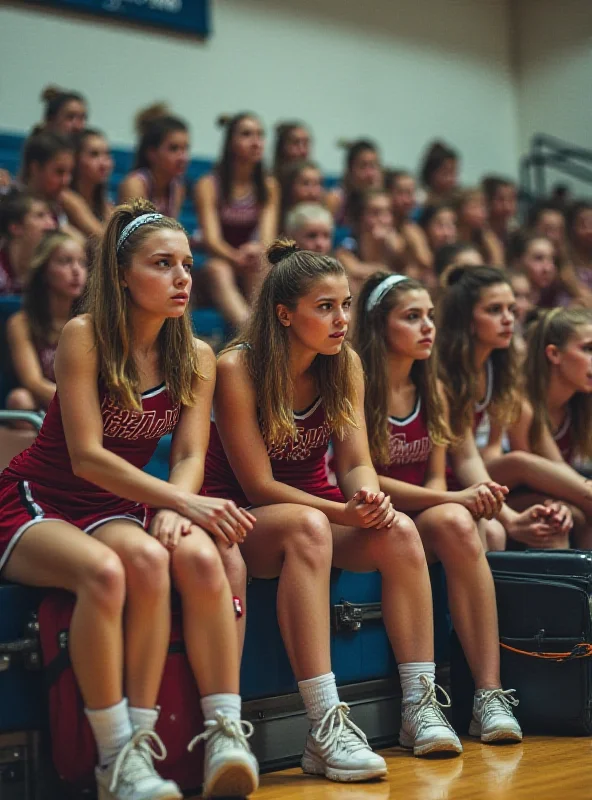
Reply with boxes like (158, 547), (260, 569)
(513, 0), (592, 194)
(0, 0), (519, 181)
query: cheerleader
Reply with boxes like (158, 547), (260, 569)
(0, 200), (258, 799)
(202, 239), (466, 771)
(437, 266), (573, 550)
(354, 271), (522, 743)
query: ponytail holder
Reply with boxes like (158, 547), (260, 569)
(366, 274), (409, 312)
(116, 213), (164, 254)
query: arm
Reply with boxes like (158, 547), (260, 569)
(55, 317), (252, 541)
(214, 349), (393, 527)
(193, 176), (242, 264)
(60, 189), (105, 238)
(6, 312), (56, 408)
(325, 188), (342, 217)
(402, 222), (433, 271)
(118, 174), (149, 204)
(257, 176), (279, 245)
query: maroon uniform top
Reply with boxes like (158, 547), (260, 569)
(202, 396), (345, 506)
(214, 175), (260, 249)
(377, 395), (432, 487)
(2, 382), (180, 504)
(129, 169), (182, 218)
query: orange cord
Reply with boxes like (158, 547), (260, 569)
(500, 642), (592, 662)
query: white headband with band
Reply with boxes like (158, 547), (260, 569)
(116, 213), (164, 253)
(365, 274), (409, 312)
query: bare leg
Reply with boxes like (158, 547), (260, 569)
(5, 388), (39, 429)
(93, 522), (171, 709)
(416, 504), (500, 689)
(487, 451), (592, 522)
(217, 542), (247, 657)
(331, 514), (433, 663)
(480, 518), (507, 551)
(4, 521), (125, 709)
(239, 505), (333, 680)
(171, 525), (240, 694)
(205, 258), (250, 329)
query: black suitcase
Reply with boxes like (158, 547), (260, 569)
(451, 550), (592, 735)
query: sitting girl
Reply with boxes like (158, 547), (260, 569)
(61, 128), (114, 238)
(6, 231), (87, 413)
(0, 190), (55, 295)
(355, 271), (521, 744)
(203, 239), (471, 770)
(119, 104), (189, 220)
(437, 266), (573, 550)
(0, 200), (258, 799)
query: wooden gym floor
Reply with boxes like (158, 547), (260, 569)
(192, 736), (592, 799)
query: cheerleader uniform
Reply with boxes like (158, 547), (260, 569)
(0, 381), (180, 575)
(0, 246), (24, 295)
(378, 394), (432, 487)
(202, 396), (344, 506)
(128, 169), (182, 218)
(214, 175), (260, 249)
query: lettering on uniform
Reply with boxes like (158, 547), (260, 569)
(267, 421), (332, 461)
(388, 433), (431, 465)
(101, 395), (180, 440)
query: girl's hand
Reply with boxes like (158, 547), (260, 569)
(179, 493), (256, 547)
(150, 509), (193, 551)
(452, 482), (508, 520)
(343, 488), (397, 529)
(544, 499), (573, 536)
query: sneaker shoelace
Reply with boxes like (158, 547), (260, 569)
(414, 674), (454, 731)
(479, 688), (519, 725)
(188, 711), (254, 754)
(313, 702), (370, 755)
(109, 729), (167, 792)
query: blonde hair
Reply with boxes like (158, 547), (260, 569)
(355, 272), (452, 464)
(225, 239), (357, 445)
(286, 203), (333, 236)
(81, 198), (201, 411)
(526, 307), (592, 458)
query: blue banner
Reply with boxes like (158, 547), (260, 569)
(30, 0), (210, 37)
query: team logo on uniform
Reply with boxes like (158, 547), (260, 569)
(101, 396), (180, 440)
(267, 422), (332, 461)
(388, 433), (431, 465)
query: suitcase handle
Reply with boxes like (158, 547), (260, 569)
(332, 600), (382, 632)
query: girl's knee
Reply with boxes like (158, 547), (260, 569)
(6, 388), (36, 410)
(173, 538), (227, 594)
(81, 552), (126, 611)
(433, 506), (482, 561)
(375, 514), (426, 567)
(124, 537), (171, 595)
(290, 508), (332, 564)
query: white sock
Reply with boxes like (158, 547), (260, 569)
(298, 672), (340, 727)
(85, 698), (132, 768)
(201, 693), (241, 723)
(129, 706), (159, 732)
(398, 662), (436, 704)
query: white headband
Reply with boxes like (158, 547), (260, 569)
(116, 213), (164, 253)
(365, 274), (409, 311)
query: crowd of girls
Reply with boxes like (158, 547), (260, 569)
(1, 82), (592, 799)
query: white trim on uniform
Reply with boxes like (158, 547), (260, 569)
(294, 396), (322, 420)
(141, 383), (167, 399)
(0, 517), (62, 576)
(475, 359), (494, 413)
(388, 395), (422, 427)
(85, 511), (147, 535)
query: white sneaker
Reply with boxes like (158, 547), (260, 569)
(399, 674), (463, 757)
(469, 688), (522, 743)
(188, 711), (259, 798)
(301, 702), (387, 782)
(95, 730), (182, 800)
